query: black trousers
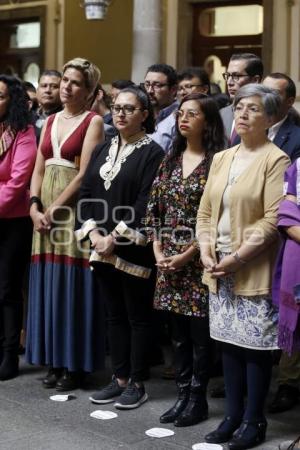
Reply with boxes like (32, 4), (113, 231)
(171, 312), (212, 389)
(95, 263), (156, 382)
(0, 217), (32, 352)
(222, 342), (273, 422)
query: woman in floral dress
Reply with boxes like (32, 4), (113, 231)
(146, 93), (225, 427)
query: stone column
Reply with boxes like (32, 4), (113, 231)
(131, 0), (161, 84)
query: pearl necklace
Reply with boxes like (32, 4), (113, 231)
(62, 109), (86, 119)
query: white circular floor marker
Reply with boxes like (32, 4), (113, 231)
(90, 410), (118, 420)
(50, 394), (76, 402)
(145, 428), (175, 438)
(192, 444), (223, 450)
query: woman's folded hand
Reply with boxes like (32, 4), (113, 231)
(210, 254), (241, 278)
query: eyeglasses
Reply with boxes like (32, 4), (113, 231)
(222, 72), (250, 82)
(111, 104), (143, 115)
(141, 82), (169, 91)
(174, 109), (202, 119)
(178, 84), (204, 92)
(234, 104), (264, 116)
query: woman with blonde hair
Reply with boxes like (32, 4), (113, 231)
(26, 58), (105, 390)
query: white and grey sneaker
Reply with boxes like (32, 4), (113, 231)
(89, 376), (126, 404)
(114, 381), (148, 410)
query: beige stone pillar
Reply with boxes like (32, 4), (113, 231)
(131, 0), (162, 83)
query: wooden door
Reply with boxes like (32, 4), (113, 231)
(192, 0), (263, 88)
(0, 6), (45, 83)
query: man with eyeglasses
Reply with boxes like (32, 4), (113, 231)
(177, 67), (210, 101)
(220, 53), (263, 147)
(142, 64), (178, 152)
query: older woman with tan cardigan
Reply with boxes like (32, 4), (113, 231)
(196, 84), (290, 450)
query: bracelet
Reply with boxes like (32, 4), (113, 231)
(232, 251), (247, 265)
(29, 196), (43, 211)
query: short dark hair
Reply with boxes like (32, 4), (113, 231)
(39, 69), (62, 82)
(111, 79), (135, 90)
(146, 64), (177, 87)
(114, 85), (155, 133)
(98, 84), (111, 108)
(266, 72), (296, 98)
(177, 67), (211, 95)
(0, 75), (31, 131)
(230, 53), (264, 80)
(89, 83), (111, 109)
(23, 81), (36, 93)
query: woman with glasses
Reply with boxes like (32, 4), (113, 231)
(146, 93), (224, 426)
(76, 86), (164, 409)
(197, 84), (290, 450)
(26, 58), (105, 391)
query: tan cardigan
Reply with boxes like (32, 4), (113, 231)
(196, 142), (290, 295)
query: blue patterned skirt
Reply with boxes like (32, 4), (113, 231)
(209, 273), (279, 350)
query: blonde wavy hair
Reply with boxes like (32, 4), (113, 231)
(62, 57), (101, 100)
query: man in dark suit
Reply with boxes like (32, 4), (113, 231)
(263, 73), (300, 162)
(220, 53), (264, 147)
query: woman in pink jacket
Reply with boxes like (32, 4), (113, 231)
(0, 75), (37, 380)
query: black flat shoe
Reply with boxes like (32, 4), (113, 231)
(55, 370), (82, 391)
(42, 367), (63, 388)
(205, 416), (242, 444)
(228, 419), (267, 450)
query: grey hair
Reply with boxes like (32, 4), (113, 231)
(233, 83), (281, 118)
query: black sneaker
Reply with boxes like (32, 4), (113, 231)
(89, 376), (126, 404)
(114, 381), (148, 410)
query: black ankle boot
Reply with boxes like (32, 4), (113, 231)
(42, 367), (63, 388)
(205, 416), (242, 444)
(174, 386), (208, 427)
(55, 369), (82, 391)
(0, 352), (19, 381)
(228, 419), (267, 450)
(160, 384), (190, 423)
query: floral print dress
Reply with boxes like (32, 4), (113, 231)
(146, 155), (209, 317)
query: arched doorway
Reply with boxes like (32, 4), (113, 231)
(192, 0), (263, 89)
(0, 6), (45, 85)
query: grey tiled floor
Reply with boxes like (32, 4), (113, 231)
(0, 357), (299, 450)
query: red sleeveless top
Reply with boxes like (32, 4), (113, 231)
(40, 111), (97, 162)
